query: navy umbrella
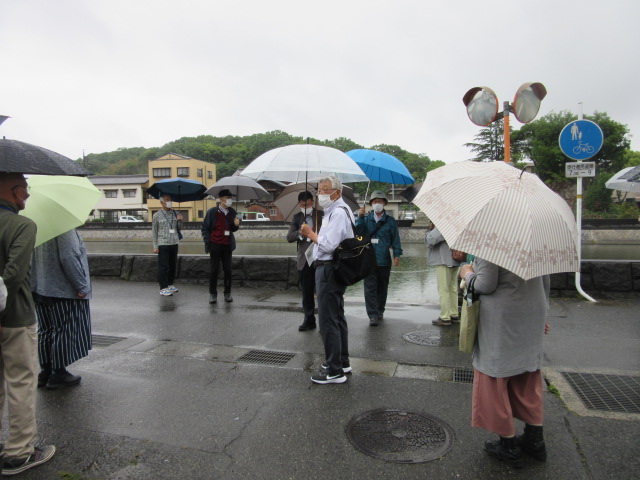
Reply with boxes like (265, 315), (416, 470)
(147, 178), (207, 202)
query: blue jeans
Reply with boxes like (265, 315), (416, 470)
(315, 265), (349, 375)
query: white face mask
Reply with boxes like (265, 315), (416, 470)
(372, 203), (384, 213)
(164, 201), (173, 208)
(301, 207), (313, 216)
(317, 194), (334, 210)
(224, 199), (233, 207)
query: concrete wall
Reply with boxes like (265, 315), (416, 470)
(88, 254), (640, 293)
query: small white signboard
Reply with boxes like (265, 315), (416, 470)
(565, 161), (596, 178)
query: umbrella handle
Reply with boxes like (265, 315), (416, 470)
(363, 181), (371, 208)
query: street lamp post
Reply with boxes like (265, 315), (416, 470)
(462, 83), (547, 162)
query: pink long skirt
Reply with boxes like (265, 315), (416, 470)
(472, 369), (544, 437)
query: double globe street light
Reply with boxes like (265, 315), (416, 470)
(462, 82), (547, 162)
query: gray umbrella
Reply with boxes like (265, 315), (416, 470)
(0, 139), (89, 176)
(205, 175), (271, 201)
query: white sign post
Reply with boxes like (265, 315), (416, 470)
(559, 108), (604, 303)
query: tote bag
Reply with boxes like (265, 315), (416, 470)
(459, 275), (479, 354)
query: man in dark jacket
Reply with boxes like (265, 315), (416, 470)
(201, 189), (240, 304)
(0, 173), (56, 475)
(356, 190), (402, 326)
(286, 191), (323, 331)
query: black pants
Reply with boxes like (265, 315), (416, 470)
(209, 243), (232, 295)
(363, 265), (391, 320)
(299, 263), (317, 324)
(316, 264), (349, 375)
(158, 244), (179, 289)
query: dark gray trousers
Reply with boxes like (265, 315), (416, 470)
(315, 265), (349, 375)
(363, 265), (391, 320)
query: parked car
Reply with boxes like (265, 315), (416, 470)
(237, 212), (270, 221)
(119, 215), (144, 222)
(404, 212), (416, 221)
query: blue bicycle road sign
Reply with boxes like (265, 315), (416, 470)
(559, 119), (604, 161)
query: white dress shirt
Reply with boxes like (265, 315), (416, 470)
(313, 197), (355, 261)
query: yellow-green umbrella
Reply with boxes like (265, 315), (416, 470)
(21, 175), (102, 247)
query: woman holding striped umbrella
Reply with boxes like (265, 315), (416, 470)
(30, 229), (92, 389)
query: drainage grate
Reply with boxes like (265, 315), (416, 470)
(92, 335), (127, 347)
(452, 367), (474, 384)
(346, 409), (455, 463)
(561, 372), (640, 414)
(237, 349), (296, 366)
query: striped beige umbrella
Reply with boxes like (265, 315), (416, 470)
(413, 161), (579, 280)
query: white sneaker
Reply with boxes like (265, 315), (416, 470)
(167, 285), (179, 293)
(159, 289), (173, 296)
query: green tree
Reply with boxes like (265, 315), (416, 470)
(513, 111), (631, 183)
(464, 120), (516, 162)
(584, 172), (613, 213)
(624, 150), (640, 167)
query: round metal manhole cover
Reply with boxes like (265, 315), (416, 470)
(403, 330), (458, 347)
(346, 409), (455, 463)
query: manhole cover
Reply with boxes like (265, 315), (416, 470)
(561, 372), (640, 413)
(237, 349), (295, 366)
(346, 409), (455, 463)
(402, 330), (458, 347)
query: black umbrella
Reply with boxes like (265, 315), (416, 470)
(147, 178), (207, 202)
(399, 182), (422, 203)
(0, 139), (89, 176)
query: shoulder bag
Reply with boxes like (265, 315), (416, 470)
(332, 207), (377, 286)
(459, 274), (480, 354)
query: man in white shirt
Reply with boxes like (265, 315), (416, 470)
(301, 176), (354, 384)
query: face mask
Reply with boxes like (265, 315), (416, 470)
(317, 194), (334, 210)
(224, 199), (233, 207)
(372, 203), (384, 213)
(301, 207), (312, 216)
(164, 201), (173, 208)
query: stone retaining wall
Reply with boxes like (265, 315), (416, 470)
(88, 254), (640, 293)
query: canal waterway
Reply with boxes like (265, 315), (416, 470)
(84, 239), (639, 307)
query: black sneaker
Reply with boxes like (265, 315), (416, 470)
(224, 293), (233, 302)
(37, 371), (50, 389)
(311, 371), (347, 384)
(2, 445), (56, 476)
(321, 362), (352, 374)
(46, 372), (81, 390)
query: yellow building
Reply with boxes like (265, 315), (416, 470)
(147, 153), (217, 221)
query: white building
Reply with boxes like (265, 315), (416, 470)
(89, 175), (149, 221)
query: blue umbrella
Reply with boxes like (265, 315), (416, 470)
(147, 178), (207, 202)
(346, 149), (414, 185)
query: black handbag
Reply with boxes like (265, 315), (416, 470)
(332, 208), (377, 286)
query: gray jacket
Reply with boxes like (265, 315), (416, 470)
(425, 227), (459, 267)
(31, 229), (91, 300)
(468, 257), (550, 378)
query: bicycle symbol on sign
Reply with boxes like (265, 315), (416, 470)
(572, 142), (595, 155)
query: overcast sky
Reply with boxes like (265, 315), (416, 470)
(1, 1), (638, 165)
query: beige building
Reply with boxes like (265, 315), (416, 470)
(89, 174), (150, 221)
(147, 153), (217, 221)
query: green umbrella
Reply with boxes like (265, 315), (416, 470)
(21, 175), (102, 247)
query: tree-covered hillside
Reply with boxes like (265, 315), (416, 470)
(81, 131), (442, 191)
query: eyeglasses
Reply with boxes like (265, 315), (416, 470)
(317, 188), (336, 194)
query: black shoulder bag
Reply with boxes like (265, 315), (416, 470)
(332, 207), (377, 286)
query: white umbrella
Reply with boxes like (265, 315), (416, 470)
(605, 166), (640, 194)
(274, 182), (360, 222)
(205, 175), (271, 201)
(413, 161), (579, 281)
(242, 144), (368, 184)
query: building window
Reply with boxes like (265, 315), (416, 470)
(100, 211), (118, 222)
(177, 167), (189, 177)
(197, 210), (204, 218)
(269, 209), (276, 217)
(122, 189), (136, 198)
(153, 168), (171, 178)
(207, 171), (213, 179)
(104, 190), (117, 198)
(197, 168), (203, 177)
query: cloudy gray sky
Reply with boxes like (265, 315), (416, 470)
(1, 0), (638, 164)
